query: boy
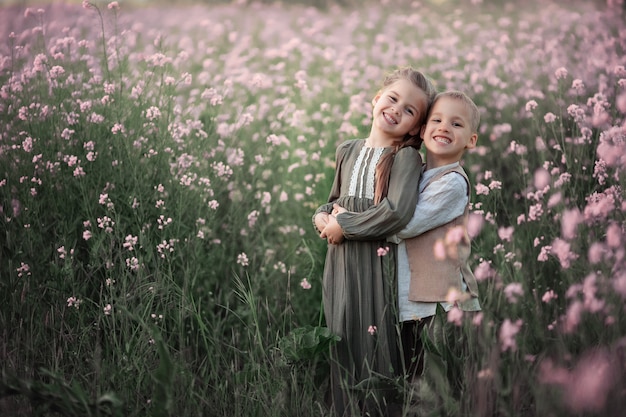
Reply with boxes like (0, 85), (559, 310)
(392, 90), (482, 380)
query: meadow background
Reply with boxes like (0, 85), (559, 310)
(0, 0), (625, 416)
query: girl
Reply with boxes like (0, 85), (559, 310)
(313, 67), (436, 416)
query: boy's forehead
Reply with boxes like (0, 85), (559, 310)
(432, 97), (470, 117)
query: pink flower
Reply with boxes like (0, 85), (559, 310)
(104, 304), (112, 315)
(541, 289), (558, 303)
(528, 203), (544, 221)
(300, 278), (311, 290)
(145, 106), (161, 121)
(472, 312), (483, 326)
(446, 288), (471, 306)
(612, 271), (626, 298)
(377, 246), (390, 257)
(367, 325), (377, 335)
(571, 79), (585, 93)
(73, 166), (85, 177)
(497, 226), (514, 242)
(433, 240), (446, 260)
(584, 191), (616, 221)
(560, 208), (583, 240)
(111, 123), (125, 135)
(475, 183), (490, 195)
(445, 225), (465, 244)
(543, 112), (557, 123)
(565, 349), (616, 413)
(447, 307), (463, 326)
(525, 100), (538, 112)
(551, 238), (578, 268)
(540, 349), (617, 414)
(83, 230), (92, 240)
(67, 296), (82, 309)
(16, 262), (31, 277)
(587, 242), (606, 264)
(107, 2), (119, 10)
(499, 318), (523, 352)
(605, 222), (622, 248)
(473, 260), (495, 281)
(503, 283), (524, 303)
(533, 168), (551, 190)
(562, 300), (583, 333)
(247, 210), (259, 228)
(237, 252), (249, 267)
(554, 67), (568, 80)
(467, 212), (484, 238)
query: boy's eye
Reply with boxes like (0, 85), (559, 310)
(405, 108), (414, 115)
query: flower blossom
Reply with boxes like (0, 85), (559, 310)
(543, 112), (557, 123)
(554, 67), (568, 79)
(525, 100), (538, 112)
(67, 296), (82, 309)
(237, 252), (249, 267)
(499, 318), (523, 352)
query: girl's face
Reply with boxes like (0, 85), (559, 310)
(371, 78), (428, 141)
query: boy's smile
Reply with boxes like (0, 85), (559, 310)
(422, 96), (477, 168)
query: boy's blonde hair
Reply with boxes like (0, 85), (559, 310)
(431, 90), (480, 133)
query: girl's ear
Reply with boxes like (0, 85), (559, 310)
(408, 124), (421, 137)
(418, 124), (426, 139)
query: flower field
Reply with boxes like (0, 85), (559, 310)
(0, 0), (625, 416)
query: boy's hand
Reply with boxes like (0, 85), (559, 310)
(332, 203), (347, 215)
(320, 215), (345, 245)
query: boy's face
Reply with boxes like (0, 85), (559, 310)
(420, 96), (478, 168)
(371, 79), (428, 141)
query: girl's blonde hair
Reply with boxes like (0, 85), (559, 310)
(374, 67), (437, 204)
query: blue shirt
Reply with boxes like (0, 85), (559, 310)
(393, 162), (480, 321)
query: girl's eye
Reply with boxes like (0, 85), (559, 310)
(405, 108), (414, 115)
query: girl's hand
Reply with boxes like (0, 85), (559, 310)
(314, 212), (330, 235)
(320, 215), (345, 245)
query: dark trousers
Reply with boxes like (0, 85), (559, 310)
(400, 317), (434, 381)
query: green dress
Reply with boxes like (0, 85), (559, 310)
(314, 139), (421, 416)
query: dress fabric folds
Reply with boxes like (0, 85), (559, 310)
(314, 139), (421, 416)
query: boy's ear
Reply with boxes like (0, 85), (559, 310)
(466, 133), (478, 149)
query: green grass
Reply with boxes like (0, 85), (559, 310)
(1, 0), (625, 416)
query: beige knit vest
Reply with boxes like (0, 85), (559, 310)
(405, 166), (479, 304)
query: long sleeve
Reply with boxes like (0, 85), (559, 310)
(312, 140), (351, 229)
(397, 171), (468, 240)
(337, 146), (422, 240)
